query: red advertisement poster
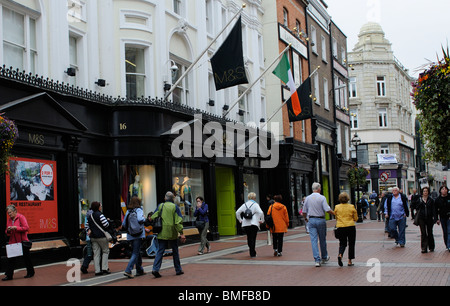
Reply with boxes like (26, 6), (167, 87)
(6, 157), (58, 234)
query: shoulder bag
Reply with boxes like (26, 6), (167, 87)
(152, 203), (164, 234)
(90, 214), (113, 242)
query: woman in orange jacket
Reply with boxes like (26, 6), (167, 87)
(267, 195), (289, 256)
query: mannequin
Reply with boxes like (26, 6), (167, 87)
(181, 176), (193, 217)
(129, 175), (143, 203)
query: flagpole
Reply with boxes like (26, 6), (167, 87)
(222, 44), (292, 118)
(164, 4), (246, 100)
(260, 65), (320, 130)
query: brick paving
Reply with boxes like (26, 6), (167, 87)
(2, 217), (449, 287)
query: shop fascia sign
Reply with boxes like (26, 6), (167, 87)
(278, 24), (308, 60)
(377, 154), (398, 164)
(168, 114), (280, 169)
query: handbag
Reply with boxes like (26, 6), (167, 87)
(265, 204), (275, 230)
(152, 203), (164, 234)
(413, 209), (420, 226)
(90, 214), (113, 242)
(195, 220), (206, 231)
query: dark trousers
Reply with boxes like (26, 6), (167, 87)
(5, 243), (34, 278)
(337, 226), (356, 260)
(272, 233), (284, 253)
(418, 218), (435, 251)
(244, 225), (259, 257)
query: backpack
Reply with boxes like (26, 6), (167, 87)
(243, 203), (254, 220)
(125, 209), (143, 237)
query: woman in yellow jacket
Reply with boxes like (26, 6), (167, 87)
(334, 192), (358, 266)
(267, 195), (289, 256)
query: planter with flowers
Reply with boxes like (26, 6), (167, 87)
(411, 46), (450, 164)
(0, 114), (19, 174)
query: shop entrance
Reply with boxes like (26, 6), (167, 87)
(215, 167), (236, 236)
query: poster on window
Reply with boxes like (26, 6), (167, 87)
(6, 157), (58, 234)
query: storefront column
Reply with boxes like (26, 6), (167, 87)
(203, 159), (219, 240)
(61, 135), (81, 247)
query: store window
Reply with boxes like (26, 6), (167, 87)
(78, 162), (102, 228)
(243, 173), (259, 204)
(119, 165), (157, 219)
(172, 161), (204, 226)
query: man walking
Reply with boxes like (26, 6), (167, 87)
(385, 187), (409, 247)
(302, 183), (335, 267)
(150, 191), (186, 278)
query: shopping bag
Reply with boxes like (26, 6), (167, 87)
(6, 243), (23, 258)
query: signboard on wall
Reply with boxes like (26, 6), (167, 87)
(6, 157), (58, 234)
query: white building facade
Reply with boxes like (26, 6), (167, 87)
(0, 0), (267, 124)
(348, 22), (416, 194)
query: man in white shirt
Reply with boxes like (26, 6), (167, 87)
(302, 183), (335, 267)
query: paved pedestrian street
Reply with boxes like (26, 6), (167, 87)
(2, 218), (450, 288)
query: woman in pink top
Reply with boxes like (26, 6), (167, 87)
(3, 205), (34, 281)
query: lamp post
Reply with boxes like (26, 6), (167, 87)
(351, 133), (362, 219)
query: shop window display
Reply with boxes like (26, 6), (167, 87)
(172, 162), (204, 225)
(119, 165), (157, 220)
(78, 162), (102, 228)
(243, 173), (259, 204)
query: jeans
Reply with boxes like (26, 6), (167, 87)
(388, 216), (406, 245)
(152, 239), (182, 273)
(125, 238), (143, 274)
(81, 240), (93, 269)
(308, 217), (328, 262)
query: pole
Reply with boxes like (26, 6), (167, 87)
(164, 4), (246, 100)
(222, 44), (292, 118)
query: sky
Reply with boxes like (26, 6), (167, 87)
(326, 0), (450, 78)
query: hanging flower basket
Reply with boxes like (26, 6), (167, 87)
(0, 114), (19, 174)
(411, 46), (450, 164)
(347, 166), (369, 188)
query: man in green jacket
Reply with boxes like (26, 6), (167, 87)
(150, 191), (186, 278)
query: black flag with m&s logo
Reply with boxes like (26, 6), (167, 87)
(286, 77), (313, 122)
(211, 16), (248, 90)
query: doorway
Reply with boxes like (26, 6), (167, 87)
(215, 167), (236, 236)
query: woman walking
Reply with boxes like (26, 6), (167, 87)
(194, 196), (210, 255)
(267, 195), (289, 256)
(3, 205), (34, 281)
(122, 196), (146, 278)
(334, 192), (358, 267)
(87, 201), (111, 275)
(415, 187), (437, 253)
(236, 192), (264, 258)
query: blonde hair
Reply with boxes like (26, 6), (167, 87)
(248, 192), (257, 200)
(338, 192), (350, 204)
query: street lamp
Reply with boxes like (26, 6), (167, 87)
(351, 133), (362, 219)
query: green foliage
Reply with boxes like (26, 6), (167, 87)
(412, 46), (450, 164)
(347, 166), (369, 188)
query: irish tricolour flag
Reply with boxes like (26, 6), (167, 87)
(272, 53), (302, 116)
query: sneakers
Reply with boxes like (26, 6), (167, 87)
(124, 271), (134, 279)
(315, 262), (321, 267)
(315, 256), (330, 267)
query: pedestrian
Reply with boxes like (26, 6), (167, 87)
(194, 196), (210, 255)
(86, 201), (111, 276)
(435, 185), (450, 251)
(414, 187), (437, 253)
(3, 205), (34, 281)
(384, 187), (409, 247)
(80, 208), (93, 274)
(235, 192), (264, 258)
(122, 196), (146, 278)
(302, 182), (335, 267)
(376, 191), (386, 222)
(267, 194), (289, 256)
(150, 191), (186, 278)
(334, 192), (358, 267)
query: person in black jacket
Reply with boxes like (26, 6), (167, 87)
(415, 187), (437, 253)
(87, 201), (111, 275)
(435, 185), (450, 251)
(410, 188), (420, 220)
